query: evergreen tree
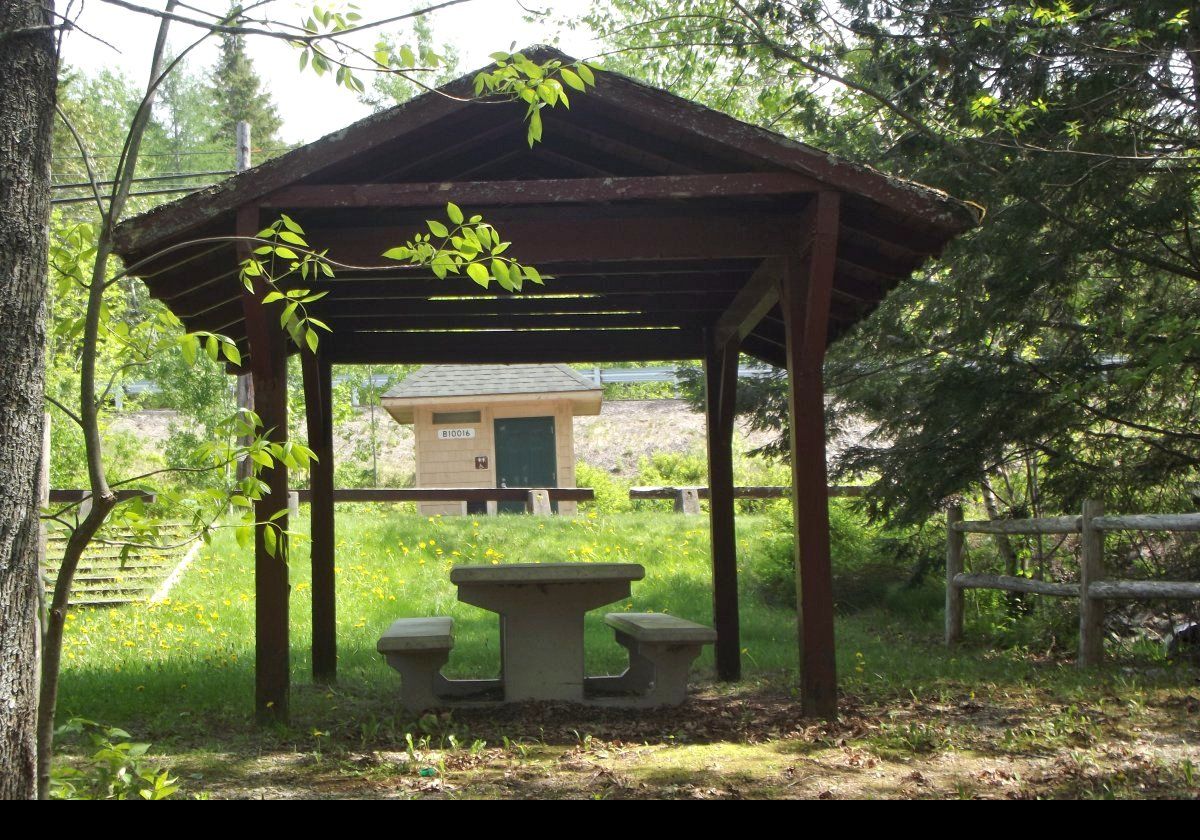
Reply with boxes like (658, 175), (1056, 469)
(594, 1), (1200, 523)
(209, 24), (282, 149)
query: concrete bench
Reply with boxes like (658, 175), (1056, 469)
(378, 617), (454, 711)
(600, 613), (717, 706)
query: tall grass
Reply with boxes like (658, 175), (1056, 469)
(57, 510), (798, 734)
(56, 508), (1192, 743)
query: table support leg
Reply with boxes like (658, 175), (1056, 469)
(501, 611), (586, 702)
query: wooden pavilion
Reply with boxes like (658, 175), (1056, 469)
(112, 47), (980, 723)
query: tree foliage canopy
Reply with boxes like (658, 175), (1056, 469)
(592, 0), (1200, 520)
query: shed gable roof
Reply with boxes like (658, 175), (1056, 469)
(383, 364), (600, 401)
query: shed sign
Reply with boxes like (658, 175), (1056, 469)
(437, 427), (476, 440)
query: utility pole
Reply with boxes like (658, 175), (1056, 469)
(234, 121), (255, 482)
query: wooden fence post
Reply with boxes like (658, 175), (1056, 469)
(674, 487), (700, 515)
(1079, 499), (1106, 667)
(946, 505), (964, 646)
(527, 489), (552, 516)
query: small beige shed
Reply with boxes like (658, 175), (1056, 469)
(381, 364), (602, 516)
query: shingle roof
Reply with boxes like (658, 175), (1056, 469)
(383, 364), (600, 401)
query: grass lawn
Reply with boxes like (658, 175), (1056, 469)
(54, 509), (1200, 799)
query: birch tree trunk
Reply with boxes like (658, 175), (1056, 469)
(0, 0), (56, 801)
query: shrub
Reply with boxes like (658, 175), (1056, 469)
(50, 719), (180, 800)
(575, 461), (633, 513)
(745, 500), (939, 613)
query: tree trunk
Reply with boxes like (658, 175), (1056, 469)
(0, 0), (56, 801)
(982, 481), (1024, 617)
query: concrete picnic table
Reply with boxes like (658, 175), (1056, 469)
(450, 562), (645, 702)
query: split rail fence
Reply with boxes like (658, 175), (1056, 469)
(630, 485), (865, 513)
(945, 500), (1200, 665)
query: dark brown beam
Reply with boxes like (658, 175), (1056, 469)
(705, 331), (741, 681)
(147, 257), (757, 305)
(315, 292), (732, 317)
(282, 271), (750, 299)
(301, 349), (335, 685)
(324, 328), (706, 364)
(166, 273), (750, 328)
(712, 257), (784, 347)
(293, 487), (595, 503)
(261, 173), (822, 210)
(186, 290), (735, 335)
(238, 207), (291, 725)
(309, 212), (800, 266)
(780, 190), (841, 720)
(321, 312), (710, 331)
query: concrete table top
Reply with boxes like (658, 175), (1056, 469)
(450, 562), (645, 586)
(451, 562), (646, 703)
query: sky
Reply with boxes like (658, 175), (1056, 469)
(59, 0), (602, 144)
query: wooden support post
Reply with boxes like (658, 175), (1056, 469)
(780, 191), (840, 719)
(1079, 499), (1106, 667)
(945, 505), (965, 646)
(302, 350), (336, 684)
(705, 333), (741, 681)
(239, 206), (291, 723)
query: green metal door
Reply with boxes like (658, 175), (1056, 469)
(494, 416), (557, 513)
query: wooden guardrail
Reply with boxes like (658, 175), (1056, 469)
(946, 501), (1200, 665)
(292, 487), (593, 515)
(630, 485), (866, 513)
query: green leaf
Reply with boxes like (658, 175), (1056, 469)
(382, 247), (411, 260)
(577, 63), (596, 85)
(446, 202), (464, 225)
(305, 327), (319, 354)
(180, 335), (198, 366)
(491, 259), (510, 286)
(466, 262), (490, 288)
(427, 219), (450, 238)
(528, 109), (543, 146)
(222, 341), (242, 366)
(560, 68), (586, 91)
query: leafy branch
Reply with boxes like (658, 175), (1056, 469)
(381, 202), (548, 291)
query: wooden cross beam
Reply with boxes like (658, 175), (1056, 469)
(259, 172), (822, 209)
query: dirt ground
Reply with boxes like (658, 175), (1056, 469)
(111, 400), (779, 481)
(148, 678), (1199, 800)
